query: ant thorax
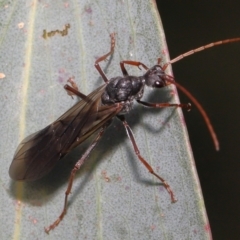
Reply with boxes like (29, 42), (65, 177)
(101, 75), (145, 114)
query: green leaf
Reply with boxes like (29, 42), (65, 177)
(0, 0), (211, 239)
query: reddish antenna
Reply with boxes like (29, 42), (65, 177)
(162, 37), (240, 150)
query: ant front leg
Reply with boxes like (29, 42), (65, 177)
(137, 100), (191, 111)
(95, 33), (116, 83)
(120, 61), (149, 76)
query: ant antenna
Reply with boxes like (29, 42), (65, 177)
(163, 37), (240, 150)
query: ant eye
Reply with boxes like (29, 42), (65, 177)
(154, 81), (162, 88)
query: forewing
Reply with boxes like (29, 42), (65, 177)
(9, 85), (123, 181)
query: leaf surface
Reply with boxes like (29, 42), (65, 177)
(0, 1), (211, 239)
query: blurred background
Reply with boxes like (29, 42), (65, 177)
(156, 1), (240, 239)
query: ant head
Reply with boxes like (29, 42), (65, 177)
(143, 65), (168, 88)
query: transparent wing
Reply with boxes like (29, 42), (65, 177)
(9, 85), (122, 181)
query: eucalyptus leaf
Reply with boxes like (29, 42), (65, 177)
(0, 0), (211, 239)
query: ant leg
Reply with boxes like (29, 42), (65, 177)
(66, 77), (79, 98)
(117, 115), (177, 203)
(44, 125), (108, 234)
(157, 58), (162, 65)
(63, 76), (90, 102)
(137, 100), (191, 111)
(120, 61), (149, 77)
(64, 84), (90, 102)
(95, 33), (116, 83)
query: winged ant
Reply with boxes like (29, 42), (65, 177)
(9, 33), (240, 233)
